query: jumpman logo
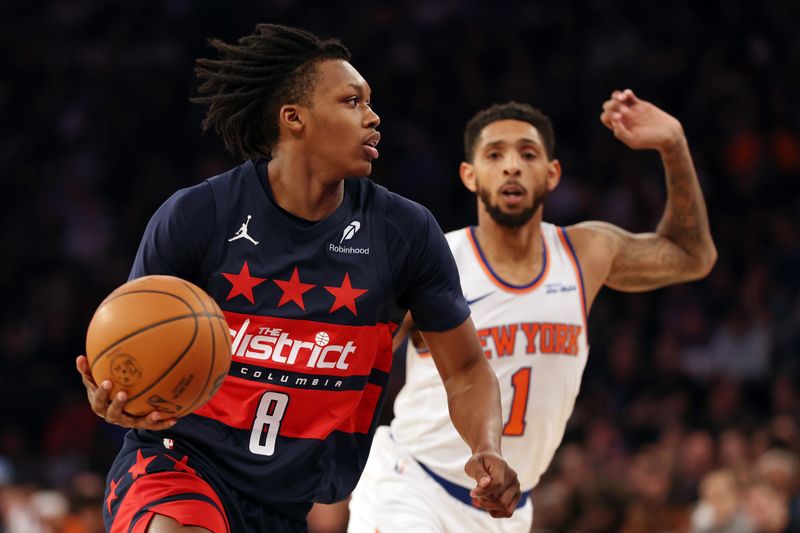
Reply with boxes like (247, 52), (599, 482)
(228, 215), (259, 245)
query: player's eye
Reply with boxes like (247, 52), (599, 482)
(521, 151), (537, 160)
(487, 151), (501, 160)
(345, 97), (358, 107)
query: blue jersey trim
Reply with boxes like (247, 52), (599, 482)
(558, 227), (588, 322)
(468, 226), (547, 290)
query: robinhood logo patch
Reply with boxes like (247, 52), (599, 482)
(331, 220), (369, 254)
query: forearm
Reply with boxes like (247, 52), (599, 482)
(656, 133), (716, 270)
(443, 357), (503, 454)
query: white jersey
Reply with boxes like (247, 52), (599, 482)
(390, 223), (589, 492)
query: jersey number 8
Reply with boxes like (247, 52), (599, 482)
(249, 392), (289, 456)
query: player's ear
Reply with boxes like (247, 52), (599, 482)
(546, 159), (562, 192)
(459, 161), (477, 193)
(279, 104), (304, 134)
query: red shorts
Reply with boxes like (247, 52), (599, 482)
(107, 467), (229, 533)
(105, 442), (309, 532)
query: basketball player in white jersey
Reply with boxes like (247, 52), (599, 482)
(346, 89), (717, 532)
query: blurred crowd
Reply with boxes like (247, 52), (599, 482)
(2, 0), (799, 531)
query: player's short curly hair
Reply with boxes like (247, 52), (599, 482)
(191, 24), (351, 160)
(464, 102), (555, 162)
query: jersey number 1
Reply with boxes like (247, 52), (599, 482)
(249, 392), (289, 456)
(503, 367), (531, 436)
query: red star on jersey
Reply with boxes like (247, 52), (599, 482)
(127, 450), (156, 480)
(222, 261), (267, 303)
(165, 454), (196, 475)
(273, 267), (315, 310)
(106, 478), (120, 513)
(325, 273), (368, 315)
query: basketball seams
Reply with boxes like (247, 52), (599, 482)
(181, 314), (218, 415)
(90, 313), (198, 371)
(125, 314), (199, 408)
(174, 277), (228, 415)
(175, 278), (209, 313)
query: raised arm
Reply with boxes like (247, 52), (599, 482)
(570, 89), (717, 295)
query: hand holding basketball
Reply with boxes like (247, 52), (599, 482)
(76, 355), (177, 429)
(81, 275), (232, 427)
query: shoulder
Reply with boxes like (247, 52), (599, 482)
(384, 187), (436, 224)
(381, 188), (442, 247)
(154, 181), (215, 224)
(562, 221), (621, 302)
(564, 221), (624, 259)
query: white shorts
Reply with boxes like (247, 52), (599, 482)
(348, 426), (533, 533)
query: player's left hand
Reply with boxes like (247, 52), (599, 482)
(465, 450), (521, 518)
(600, 89), (685, 153)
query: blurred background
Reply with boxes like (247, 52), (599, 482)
(2, 1), (799, 531)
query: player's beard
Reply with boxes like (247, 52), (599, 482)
(476, 182), (546, 229)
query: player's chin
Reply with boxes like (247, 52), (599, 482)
(349, 160), (373, 177)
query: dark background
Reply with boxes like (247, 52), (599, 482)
(2, 1), (799, 531)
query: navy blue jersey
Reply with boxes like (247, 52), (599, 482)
(123, 160), (469, 516)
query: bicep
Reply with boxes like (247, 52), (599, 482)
(574, 221), (699, 292)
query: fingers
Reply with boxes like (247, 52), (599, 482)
(75, 355), (97, 387)
(467, 465), (498, 499)
(90, 380), (114, 416)
(77, 356), (177, 430)
(104, 391), (178, 430)
(110, 409), (178, 431)
(490, 483), (522, 518)
(600, 88), (637, 129)
(613, 88), (636, 104)
(472, 482), (521, 518)
(467, 456), (521, 518)
(464, 457), (492, 494)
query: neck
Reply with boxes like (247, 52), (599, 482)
(267, 147), (345, 221)
(474, 207), (545, 283)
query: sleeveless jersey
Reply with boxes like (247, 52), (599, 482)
(120, 160), (469, 518)
(390, 223), (589, 492)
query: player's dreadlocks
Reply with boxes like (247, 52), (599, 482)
(464, 101), (556, 162)
(191, 24), (351, 160)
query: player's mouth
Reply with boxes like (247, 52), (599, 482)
(363, 131), (381, 160)
(499, 183), (526, 206)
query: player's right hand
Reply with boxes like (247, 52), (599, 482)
(76, 355), (177, 430)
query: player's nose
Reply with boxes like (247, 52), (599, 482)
(363, 107), (380, 129)
(502, 155), (521, 176)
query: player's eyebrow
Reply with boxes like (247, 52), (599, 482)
(483, 138), (542, 149)
(347, 82), (370, 97)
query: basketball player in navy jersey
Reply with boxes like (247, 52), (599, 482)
(348, 93), (717, 532)
(75, 24), (520, 532)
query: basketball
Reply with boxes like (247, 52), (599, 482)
(86, 275), (231, 417)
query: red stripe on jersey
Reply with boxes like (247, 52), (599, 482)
(224, 311), (394, 375)
(194, 375), (383, 437)
(110, 471), (228, 533)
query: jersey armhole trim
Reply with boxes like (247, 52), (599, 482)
(557, 226), (588, 329)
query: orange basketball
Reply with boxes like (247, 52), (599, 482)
(86, 275), (231, 417)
